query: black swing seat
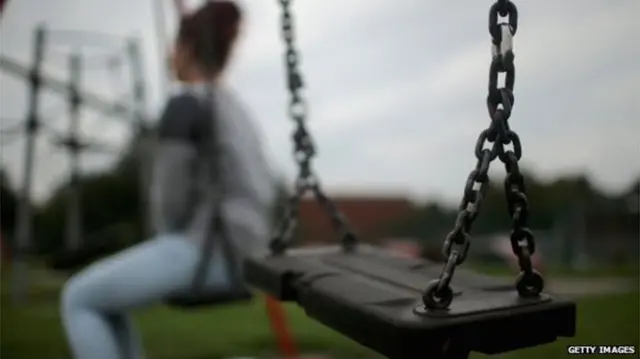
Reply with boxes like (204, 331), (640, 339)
(244, 244), (576, 359)
(165, 287), (254, 309)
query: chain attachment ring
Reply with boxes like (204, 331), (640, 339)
(516, 270), (544, 297)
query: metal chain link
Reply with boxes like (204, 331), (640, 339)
(269, 0), (357, 255)
(422, 0), (544, 310)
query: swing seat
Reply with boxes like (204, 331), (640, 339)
(244, 244), (576, 359)
(165, 287), (254, 309)
(164, 247), (254, 309)
(164, 239), (255, 309)
(165, 289), (253, 308)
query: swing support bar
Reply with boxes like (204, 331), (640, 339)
(266, 296), (300, 359)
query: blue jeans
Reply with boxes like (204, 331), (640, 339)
(61, 234), (230, 359)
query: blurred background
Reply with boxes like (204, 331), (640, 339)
(1, 0), (638, 358)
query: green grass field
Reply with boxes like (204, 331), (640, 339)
(1, 267), (638, 359)
(468, 261), (640, 278)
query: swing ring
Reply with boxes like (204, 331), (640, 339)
(515, 270), (544, 298)
(270, 238), (287, 256)
(422, 280), (454, 310)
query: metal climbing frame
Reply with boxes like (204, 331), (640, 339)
(1, 24), (148, 303)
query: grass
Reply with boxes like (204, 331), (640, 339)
(1, 296), (377, 359)
(469, 261), (640, 278)
(1, 267), (639, 359)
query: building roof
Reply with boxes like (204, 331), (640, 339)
(297, 196), (417, 244)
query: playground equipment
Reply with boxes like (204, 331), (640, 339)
(243, 1), (577, 358)
(0, 1), (577, 358)
(0, 17), (144, 302)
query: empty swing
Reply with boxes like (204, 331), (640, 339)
(244, 1), (576, 359)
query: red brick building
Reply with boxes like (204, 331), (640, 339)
(296, 195), (417, 245)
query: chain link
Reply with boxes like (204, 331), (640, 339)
(423, 0), (544, 310)
(270, 0), (357, 255)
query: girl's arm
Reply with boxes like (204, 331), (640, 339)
(149, 93), (211, 235)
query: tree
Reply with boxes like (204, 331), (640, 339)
(34, 134), (144, 255)
(35, 131), (291, 258)
(385, 169), (623, 242)
(385, 202), (456, 244)
(0, 169), (18, 237)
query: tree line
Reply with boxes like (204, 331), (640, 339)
(386, 170), (638, 244)
(1, 144), (637, 262)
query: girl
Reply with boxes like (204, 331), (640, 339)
(61, 2), (275, 358)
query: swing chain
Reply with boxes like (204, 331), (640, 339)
(270, 0), (357, 255)
(422, 0), (543, 310)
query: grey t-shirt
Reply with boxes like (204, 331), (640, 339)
(149, 84), (275, 256)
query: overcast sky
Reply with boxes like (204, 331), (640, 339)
(1, 0), (639, 205)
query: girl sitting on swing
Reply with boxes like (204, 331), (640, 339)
(60, 2), (275, 358)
